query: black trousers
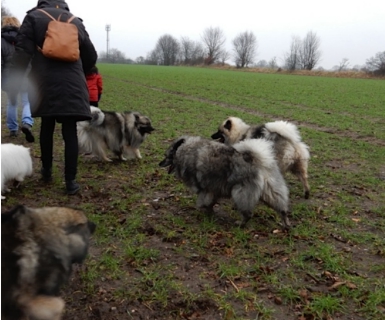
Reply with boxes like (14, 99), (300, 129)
(40, 117), (78, 181)
(90, 101), (98, 107)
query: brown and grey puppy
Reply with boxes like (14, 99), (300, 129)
(211, 117), (311, 198)
(1, 205), (96, 320)
(77, 106), (154, 162)
(159, 136), (291, 229)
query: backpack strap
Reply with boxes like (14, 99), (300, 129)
(58, 13), (76, 23)
(37, 8), (76, 23)
(36, 9), (56, 21)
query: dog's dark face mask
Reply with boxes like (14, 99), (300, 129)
(134, 114), (155, 136)
(211, 119), (232, 143)
(211, 131), (225, 143)
(138, 124), (155, 135)
(159, 138), (185, 174)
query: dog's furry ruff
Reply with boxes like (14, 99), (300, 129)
(212, 117), (311, 198)
(1, 143), (33, 199)
(159, 136), (291, 229)
(1, 205), (96, 320)
(77, 106), (154, 162)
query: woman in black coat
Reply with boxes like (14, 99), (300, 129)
(9, 0), (98, 195)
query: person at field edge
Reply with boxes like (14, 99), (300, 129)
(1, 16), (34, 142)
(86, 65), (103, 107)
(7, 0), (97, 195)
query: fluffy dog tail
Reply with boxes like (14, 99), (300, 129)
(90, 106), (105, 126)
(265, 121), (311, 198)
(265, 121), (302, 144)
(77, 107), (106, 154)
(233, 138), (291, 228)
(233, 138), (277, 170)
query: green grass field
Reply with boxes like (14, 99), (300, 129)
(2, 64), (385, 319)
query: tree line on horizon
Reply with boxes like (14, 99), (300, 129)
(97, 26), (385, 75)
(2, 4), (384, 75)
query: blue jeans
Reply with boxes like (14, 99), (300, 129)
(6, 91), (34, 132)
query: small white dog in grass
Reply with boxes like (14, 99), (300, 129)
(1, 143), (33, 199)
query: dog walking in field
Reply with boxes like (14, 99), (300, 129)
(1, 205), (96, 320)
(77, 106), (154, 162)
(159, 136), (291, 229)
(211, 117), (311, 198)
(1, 143), (33, 199)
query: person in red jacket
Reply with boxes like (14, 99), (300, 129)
(86, 65), (103, 107)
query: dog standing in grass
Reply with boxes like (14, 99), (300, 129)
(77, 106), (154, 161)
(1, 205), (96, 320)
(211, 117), (311, 198)
(159, 136), (291, 229)
(1, 143), (33, 199)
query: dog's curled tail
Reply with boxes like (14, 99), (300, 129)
(233, 138), (276, 169)
(265, 120), (302, 144)
(90, 106), (105, 126)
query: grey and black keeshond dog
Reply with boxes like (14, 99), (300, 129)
(1, 205), (96, 320)
(77, 106), (154, 162)
(159, 136), (291, 229)
(211, 116), (311, 198)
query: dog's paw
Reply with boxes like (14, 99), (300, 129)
(1, 195), (6, 200)
(134, 149), (142, 159)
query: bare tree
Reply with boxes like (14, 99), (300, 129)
(218, 50), (231, 65)
(179, 37), (204, 65)
(337, 58), (350, 71)
(180, 37), (193, 64)
(268, 57), (278, 69)
(284, 36), (301, 71)
(256, 60), (268, 68)
(232, 31), (258, 68)
(145, 49), (160, 65)
(201, 26), (226, 65)
(365, 51), (385, 75)
(155, 34), (179, 66)
(136, 56), (145, 64)
(98, 49), (126, 63)
(190, 42), (204, 65)
(299, 31), (321, 70)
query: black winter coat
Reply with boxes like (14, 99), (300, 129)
(2, 26), (30, 92)
(9, 0), (97, 121)
(1, 26), (18, 91)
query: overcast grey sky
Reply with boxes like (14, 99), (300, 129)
(3, 0), (385, 69)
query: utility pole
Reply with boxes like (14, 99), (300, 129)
(105, 24), (111, 59)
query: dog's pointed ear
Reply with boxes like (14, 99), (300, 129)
(134, 113), (140, 126)
(224, 119), (232, 131)
(173, 138), (185, 152)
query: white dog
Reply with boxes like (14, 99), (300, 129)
(1, 143), (33, 199)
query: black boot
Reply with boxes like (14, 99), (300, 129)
(66, 180), (80, 195)
(40, 168), (52, 182)
(21, 123), (35, 143)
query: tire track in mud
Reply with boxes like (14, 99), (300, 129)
(110, 77), (385, 147)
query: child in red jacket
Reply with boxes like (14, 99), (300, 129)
(86, 66), (103, 107)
